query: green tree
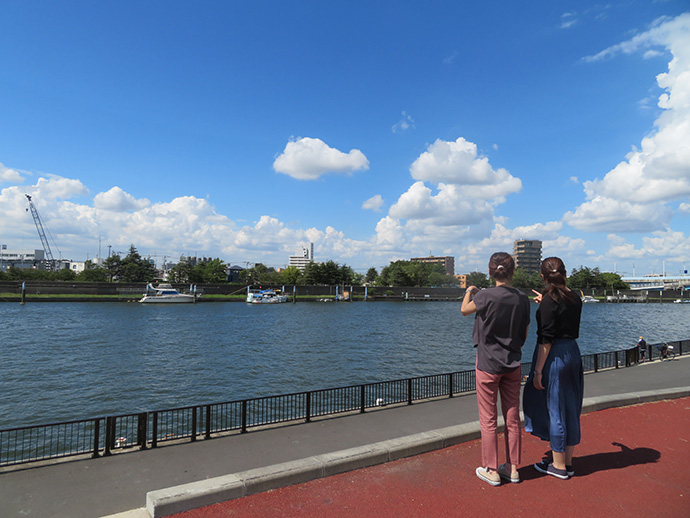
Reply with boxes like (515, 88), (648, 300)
(378, 261), (452, 287)
(167, 260), (192, 283)
(103, 254), (122, 282)
(599, 272), (629, 290)
(53, 268), (77, 281)
(466, 271), (491, 288)
(511, 268), (543, 291)
(569, 266), (609, 290)
(365, 267), (378, 285)
(76, 261), (109, 282)
(302, 260), (361, 285)
(188, 258), (227, 283)
(120, 245), (156, 283)
(281, 266), (303, 285)
(6, 267), (51, 281)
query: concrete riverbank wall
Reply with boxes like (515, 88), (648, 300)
(1, 281), (687, 302)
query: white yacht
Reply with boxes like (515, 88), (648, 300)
(140, 283), (197, 303)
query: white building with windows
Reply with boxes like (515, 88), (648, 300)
(289, 243), (314, 271)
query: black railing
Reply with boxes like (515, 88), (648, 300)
(1, 341), (687, 468)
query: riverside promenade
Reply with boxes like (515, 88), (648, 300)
(1, 357), (689, 518)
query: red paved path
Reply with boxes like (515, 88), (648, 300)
(173, 398), (690, 517)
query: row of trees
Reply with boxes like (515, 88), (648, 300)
(0, 246), (628, 290)
(0, 245), (159, 283)
(240, 261), (362, 286)
(375, 261), (457, 287)
(462, 266), (629, 291)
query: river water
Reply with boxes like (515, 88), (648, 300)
(1, 301), (688, 428)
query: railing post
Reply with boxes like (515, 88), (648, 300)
(615, 351), (619, 369)
(594, 354), (599, 373)
(448, 373), (454, 398)
(306, 392), (312, 423)
(137, 412), (148, 450)
(92, 418), (101, 458)
(151, 412), (158, 448)
(407, 378), (413, 405)
(205, 405), (212, 440)
(241, 400), (248, 433)
(191, 407), (197, 442)
(360, 385), (366, 413)
(104, 416), (114, 457)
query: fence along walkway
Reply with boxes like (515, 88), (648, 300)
(1, 340), (687, 468)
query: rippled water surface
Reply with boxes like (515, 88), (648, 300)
(1, 301), (688, 427)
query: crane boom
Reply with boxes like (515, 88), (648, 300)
(25, 194), (58, 270)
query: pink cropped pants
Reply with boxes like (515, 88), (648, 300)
(475, 366), (522, 470)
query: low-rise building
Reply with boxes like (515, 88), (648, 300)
(410, 255), (455, 276)
(0, 248), (45, 271)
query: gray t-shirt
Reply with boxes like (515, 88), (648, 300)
(471, 286), (530, 374)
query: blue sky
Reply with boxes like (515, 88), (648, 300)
(1, 1), (689, 276)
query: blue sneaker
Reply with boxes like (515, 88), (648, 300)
(534, 460), (570, 479)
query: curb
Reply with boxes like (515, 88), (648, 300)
(140, 388), (690, 518)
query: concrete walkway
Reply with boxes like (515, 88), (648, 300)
(168, 396), (690, 518)
(1, 357), (688, 518)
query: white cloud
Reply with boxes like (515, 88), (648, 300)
(560, 12), (577, 30)
(409, 138), (522, 196)
(94, 187), (151, 212)
(443, 51), (458, 65)
(362, 194), (384, 212)
(273, 137), (369, 180)
(370, 137), (524, 260)
(569, 13), (690, 233)
(679, 202), (690, 214)
(392, 111), (415, 133)
(389, 181), (492, 225)
(564, 196), (673, 232)
(0, 163), (24, 183)
(605, 230), (690, 264)
(455, 221), (585, 273)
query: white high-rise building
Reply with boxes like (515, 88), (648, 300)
(289, 242), (314, 271)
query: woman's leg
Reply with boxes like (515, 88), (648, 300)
(565, 445), (575, 466)
(475, 368), (500, 471)
(499, 367), (522, 475)
(552, 450), (567, 470)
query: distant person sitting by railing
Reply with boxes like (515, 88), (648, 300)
(638, 337), (647, 362)
(656, 342), (669, 359)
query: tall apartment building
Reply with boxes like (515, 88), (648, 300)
(410, 255), (455, 276)
(289, 242), (314, 271)
(513, 240), (542, 273)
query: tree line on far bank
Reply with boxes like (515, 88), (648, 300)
(465, 266), (629, 292)
(0, 245), (628, 291)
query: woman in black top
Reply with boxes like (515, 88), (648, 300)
(523, 257), (583, 480)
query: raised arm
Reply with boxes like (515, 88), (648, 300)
(461, 286), (479, 316)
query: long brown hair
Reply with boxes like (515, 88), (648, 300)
(488, 252), (515, 282)
(541, 256), (577, 303)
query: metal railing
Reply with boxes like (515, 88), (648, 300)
(1, 340), (687, 468)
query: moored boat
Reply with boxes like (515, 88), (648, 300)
(246, 288), (288, 304)
(140, 283), (197, 303)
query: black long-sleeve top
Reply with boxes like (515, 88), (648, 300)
(536, 291), (582, 344)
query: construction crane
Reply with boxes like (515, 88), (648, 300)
(25, 194), (60, 272)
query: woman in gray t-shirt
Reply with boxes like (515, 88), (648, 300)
(461, 252), (530, 486)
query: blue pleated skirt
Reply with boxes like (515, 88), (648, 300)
(523, 338), (584, 452)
